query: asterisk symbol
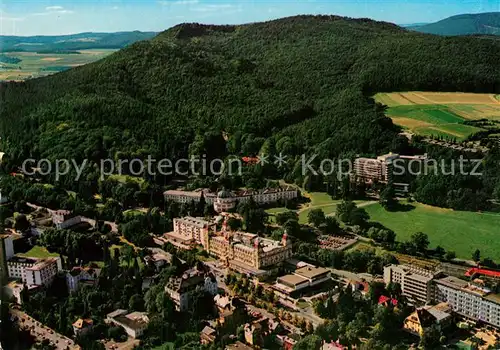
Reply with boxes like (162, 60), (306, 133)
(274, 153), (287, 167)
(257, 154), (268, 166)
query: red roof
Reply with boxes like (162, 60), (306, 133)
(465, 267), (500, 278)
(378, 295), (398, 306)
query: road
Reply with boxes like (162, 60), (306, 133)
(10, 308), (80, 350)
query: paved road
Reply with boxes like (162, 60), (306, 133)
(11, 308), (79, 350)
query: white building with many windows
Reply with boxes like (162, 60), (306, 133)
(434, 276), (500, 328)
(8, 256), (62, 287)
(384, 264), (437, 304)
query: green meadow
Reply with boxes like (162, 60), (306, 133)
(365, 201), (500, 261)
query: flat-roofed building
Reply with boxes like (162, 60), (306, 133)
(8, 256), (62, 287)
(274, 266), (331, 295)
(434, 276), (500, 328)
(167, 216), (216, 250)
(106, 310), (149, 338)
(384, 264), (437, 304)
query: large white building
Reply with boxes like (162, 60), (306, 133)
(8, 256), (62, 287)
(66, 266), (101, 293)
(165, 267), (218, 311)
(434, 276), (500, 328)
(384, 264), (437, 304)
(164, 186), (298, 213)
(166, 217), (216, 248)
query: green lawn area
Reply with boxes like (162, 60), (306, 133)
(109, 174), (144, 185)
(365, 201), (500, 261)
(18, 245), (59, 258)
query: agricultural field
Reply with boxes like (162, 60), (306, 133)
(0, 49), (117, 81)
(375, 92), (500, 140)
(364, 201), (500, 261)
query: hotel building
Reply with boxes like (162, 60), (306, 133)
(353, 153), (427, 188)
(434, 276), (500, 328)
(207, 226), (292, 274)
(8, 256), (62, 287)
(384, 264), (437, 304)
(164, 186), (298, 213)
(165, 217), (216, 249)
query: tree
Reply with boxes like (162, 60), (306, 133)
(420, 324), (442, 349)
(275, 211), (298, 225)
(379, 183), (397, 209)
(226, 217), (242, 231)
(472, 249), (481, 263)
(410, 232), (429, 255)
(445, 250), (456, 261)
(322, 216), (341, 235)
(434, 245), (445, 259)
(293, 334), (322, 350)
(307, 209), (326, 227)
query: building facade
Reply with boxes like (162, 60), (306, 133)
(170, 217), (216, 247)
(165, 267), (218, 311)
(207, 227), (292, 273)
(8, 256), (62, 287)
(384, 264), (437, 304)
(66, 267), (101, 293)
(434, 276), (500, 328)
(164, 186), (298, 213)
(106, 310), (149, 338)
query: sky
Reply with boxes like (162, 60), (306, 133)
(1, 0), (500, 36)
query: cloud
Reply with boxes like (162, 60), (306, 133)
(158, 0), (199, 5)
(32, 6), (74, 16)
(45, 6), (64, 11)
(191, 4), (235, 12)
(112, 6), (119, 10)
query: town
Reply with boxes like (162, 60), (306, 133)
(0, 152), (498, 350)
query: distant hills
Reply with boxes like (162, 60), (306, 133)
(0, 31), (157, 52)
(409, 12), (500, 36)
(2, 15), (500, 169)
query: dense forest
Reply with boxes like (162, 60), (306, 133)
(1, 15), (500, 209)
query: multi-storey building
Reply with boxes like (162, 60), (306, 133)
(164, 186), (298, 213)
(207, 226), (292, 274)
(166, 217), (216, 248)
(0, 234), (15, 281)
(164, 267), (218, 311)
(384, 264), (437, 304)
(66, 266), (101, 293)
(434, 276), (500, 328)
(353, 153), (427, 188)
(8, 256), (62, 287)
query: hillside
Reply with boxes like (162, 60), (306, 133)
(409, 12), (500, 36)
(0, 31), (157, 52)
(1, 15), (500, 186)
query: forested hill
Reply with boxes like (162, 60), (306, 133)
(1, 15), (500, 170)
(0, 31), (157, 52)
(409, 12), (500, 36)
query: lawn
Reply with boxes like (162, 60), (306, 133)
(364, 201), (500, 261)
(18, 245), (59, 258)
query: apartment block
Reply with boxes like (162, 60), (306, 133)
(8, 256), (62, 287)
(434, 276), (500, 328)
(384, 264), (437, 304)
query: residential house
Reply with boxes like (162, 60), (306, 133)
(106, 310), (149, 339)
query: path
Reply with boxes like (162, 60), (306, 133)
(10, 308), (80, 350)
